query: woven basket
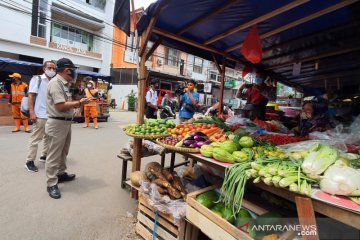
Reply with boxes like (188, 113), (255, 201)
(125, 131), (170, 139)
(156, 139), (200, 153)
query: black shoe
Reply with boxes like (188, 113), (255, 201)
(39, 156), (46, 163)
(58, 172), (76, 183)
(47, 185), (61, 199)
(25, 161), (38, 172)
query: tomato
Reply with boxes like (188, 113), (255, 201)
(176, 124), (184, 129)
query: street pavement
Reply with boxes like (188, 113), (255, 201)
(0, 111), (144, 240)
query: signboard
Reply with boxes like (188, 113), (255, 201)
(204, 83), (212, 93)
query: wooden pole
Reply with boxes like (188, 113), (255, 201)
(219, 57), (226, 114)
(131, 57), (147, 198)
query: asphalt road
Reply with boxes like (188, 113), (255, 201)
(0, 111), (144, 240)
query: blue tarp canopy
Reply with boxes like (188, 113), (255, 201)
(136, 0), (360, 89)
(0, 57), (42, 75)
(77, 69), (111, 79)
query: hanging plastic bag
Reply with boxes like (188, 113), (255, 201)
(240, 25), (262, 64)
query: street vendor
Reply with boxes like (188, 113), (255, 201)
(291, 100), (336, 136)
(236, 73), (273, 120)
(177, 79), (199, 123)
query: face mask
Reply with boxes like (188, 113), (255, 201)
(45, 69), (56, 78)
(87, 84), (93, 88)
(68, 68), (78, 80)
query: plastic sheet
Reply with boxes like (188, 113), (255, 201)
(225, 115), (252, 126)
(140, 181), (187, 224)
(121, 139), (166, 156)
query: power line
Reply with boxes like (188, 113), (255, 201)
(0, 1), (240, 75)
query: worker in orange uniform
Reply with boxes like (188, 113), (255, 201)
(83, 80), (99, 129)
(8, 73), (31, 132)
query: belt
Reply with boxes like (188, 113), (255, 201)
(49, 116), (73, 121)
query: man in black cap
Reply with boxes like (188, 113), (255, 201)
(45, 58), (92, 199)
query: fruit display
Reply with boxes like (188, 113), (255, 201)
(181, 132), (211, 148)
(125, 119), (175, 137)
(167, 123), (223, 139)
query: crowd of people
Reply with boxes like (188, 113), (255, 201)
(7, 58), (101, 199)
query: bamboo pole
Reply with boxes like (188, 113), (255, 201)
(219, 57), (226, 114)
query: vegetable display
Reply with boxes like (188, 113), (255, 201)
(256, 134), (308, 145)
(126, 119), (175, 136)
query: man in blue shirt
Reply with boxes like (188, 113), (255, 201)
(177, 80), (199, 122)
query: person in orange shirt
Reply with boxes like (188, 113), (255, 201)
(83, 80), (99, 129)
(8, 73), (30, 132)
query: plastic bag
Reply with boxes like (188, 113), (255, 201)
(240, 25), (262, 64)
(225, 115), (252, 126)
(123, 139), (166, 156)
(140, 181), (187, 224)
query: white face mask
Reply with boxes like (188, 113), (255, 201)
(87, 84), (93, 88)
(45, 69), (56, 78)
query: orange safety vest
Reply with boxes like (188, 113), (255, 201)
(84, 88), (97, 107)
(11, 82), (28, 103)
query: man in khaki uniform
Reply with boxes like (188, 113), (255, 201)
(45, 58), (91, 199)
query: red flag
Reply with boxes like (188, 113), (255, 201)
(240, 25), (263, 64)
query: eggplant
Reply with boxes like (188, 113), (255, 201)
(204, 140), (212, 145)
(183, 139), (196, 146)
(191, 142), (199, 148)
(185, 136), (194, 141)
(194, 136), (207, 142)
(192, 131), (207, 137)
(196, 141), (206, 147)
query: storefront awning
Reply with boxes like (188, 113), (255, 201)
(0, 57), (42, 75)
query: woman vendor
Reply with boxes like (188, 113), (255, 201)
(292, 100), (336, 136)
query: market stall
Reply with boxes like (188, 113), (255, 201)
(117, 0), (360, 239)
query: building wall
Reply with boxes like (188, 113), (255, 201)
(0, 0), (114, 75)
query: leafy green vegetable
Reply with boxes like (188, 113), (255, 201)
(301, 143), (339, 180)
(239, 136), (254, 148)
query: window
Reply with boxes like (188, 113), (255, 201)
(193, 57), (203, 73)
(85, 0), (106, 10)
(165, 48), (179, 66)
(51, 23), (94, 51)
(209, 71), (217, 81)
(126, 32), (135, 52)
(37, 0), (47, 38)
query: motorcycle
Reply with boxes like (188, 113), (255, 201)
(159, 101), (177, 119)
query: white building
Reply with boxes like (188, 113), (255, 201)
(0, 0), (114, 75)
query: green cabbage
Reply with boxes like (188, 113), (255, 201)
(301, 143), (339, 180)
(213, 148), (236, 163)
(220, 140), (238, 154)
(239, 136), (254, 148)
(200, 145), (215, 158)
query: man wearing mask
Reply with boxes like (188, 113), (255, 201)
(177, 80), (199, 123)
(145, 85), (158, 119)
(8, 73), (30, 132)
(45, 58), (91, 199)
(24, 61), (57, 172)
(83, 79), (99, 129)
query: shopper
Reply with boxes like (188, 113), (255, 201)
(145, 85), (158, 119)
(177, 79), (199, 123)
(24, 61), (57, 172)
(8, 73), (30, 132)
(45, 58), (91, 199)
(83, 79), (99, 129)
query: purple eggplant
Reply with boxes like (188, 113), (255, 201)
(194, 136), (207, 142)
(183, 139), (196, 146)
(193, 132), (207, 137)
(204, 140), (212, 145)
(185, 136), (194, 141)
(191, 142), (199, 148)
(196, 141), (206, 147)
